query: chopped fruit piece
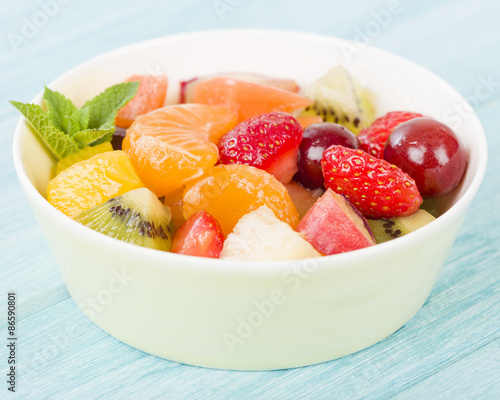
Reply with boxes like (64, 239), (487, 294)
(76, 188), (172, 251)
(162, 186), (186, 228)
(111, 126), (127, 150)
(180, 73), (299, 103)
(171, 210), (224, 258)
(367, 209), (436, 243)
(56, 142), (113, 175)
(295, 122), (359, 190)
(183, 164), (299, 236)
(296, 115), (324, 129)
(297, 189), (375, 255)
(218, 112), (303, 184)
(193, 77), (313, 123)
(221, 206), (320, 261)
(321, 146), (422, 219)
(384, 118), (467, 197)
(420, 197), (439, 218)
(284, 181), (324, 219)
(115, 75), (168, 128)
(358, 111), (424, 159)
(47, 151), (144, 218)
(301, 65), (375, 134)
(122, 104), (238, 197)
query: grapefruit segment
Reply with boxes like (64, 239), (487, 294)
(296, 115), (323, 129)
(123, 104), (238, 197)
(193, 77), (314, 123)
(181, 73), (299, 103)
(115, 74), (168, 128)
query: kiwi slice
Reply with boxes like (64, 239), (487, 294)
(420, 197), (440, 218)
(367, 209), (436, 244)
(301, 65), (376, 134)
(76, 188), (173, 251)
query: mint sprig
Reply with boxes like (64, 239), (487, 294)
(10, 101), (79, 160)
(10, 81), (139, 160)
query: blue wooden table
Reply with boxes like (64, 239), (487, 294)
(1, 0), (499, 398)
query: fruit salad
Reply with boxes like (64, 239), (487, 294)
(11, 65), (468, 261)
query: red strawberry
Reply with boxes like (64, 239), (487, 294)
(358, 111), (424, 159)
(321, 146), (422, 219)
(218, 111), (303, 184)
(171, 210), (224, 258)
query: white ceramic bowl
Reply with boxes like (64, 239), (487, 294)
(13, 29), (487, 370)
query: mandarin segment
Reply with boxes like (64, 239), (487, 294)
(47, 151), (145, 218)
(182, 164), (299, 236)
(123, 104), (238, 197)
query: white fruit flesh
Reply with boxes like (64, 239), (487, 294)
(221, 206), (320, 261)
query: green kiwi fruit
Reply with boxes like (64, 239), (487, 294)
(420, 198), (439, 218)
(367, 209), (436, 244)
(301, 65), (376, 134)
(75, 188), (173, 251)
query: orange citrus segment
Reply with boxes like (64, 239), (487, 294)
(193, 77), (314, 123)
(56, 142), (113, 175)
(122, 104), (238, 197)
(296, 115), (323, 129)
(115, 74), (168, 128)
(183, 164), (300, 236)
(47, 151), (144, 218)
(163, 186), (186, 228)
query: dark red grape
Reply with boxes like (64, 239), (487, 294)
(111, 126), (127, 150)
(384, 118), (467, 197)
(294, 123), (359, 189)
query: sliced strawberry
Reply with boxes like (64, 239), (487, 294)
(171, 210), (224, 258)
(218, 111), (303, 184)
(358, 111), (424, 159)
(321, 146), (422, 219)
(297, 189), (375, 255)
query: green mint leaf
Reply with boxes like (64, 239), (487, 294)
(62, 114), (81, 136)
(78, 106), (90, 130)
(10, 101), (79, 160)
(81, 81), (139, 130)
(72, 128), (114, 148)
(43, 86), (78, 134)
(88, 130), (114, 146)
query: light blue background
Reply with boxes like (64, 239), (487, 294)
(1, 0), (499, 399)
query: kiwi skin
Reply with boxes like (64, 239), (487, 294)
(76, 188), (173, 251)
(367, 209), (436, 244)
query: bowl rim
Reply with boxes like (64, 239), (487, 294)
(12, 28), (488, 275)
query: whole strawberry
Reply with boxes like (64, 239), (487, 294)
(321, 146), (422, 219)
(358, 111), (424, 159)
(218, 111), (303, 184)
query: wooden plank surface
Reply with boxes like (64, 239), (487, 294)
(1, 0), (499, 398)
